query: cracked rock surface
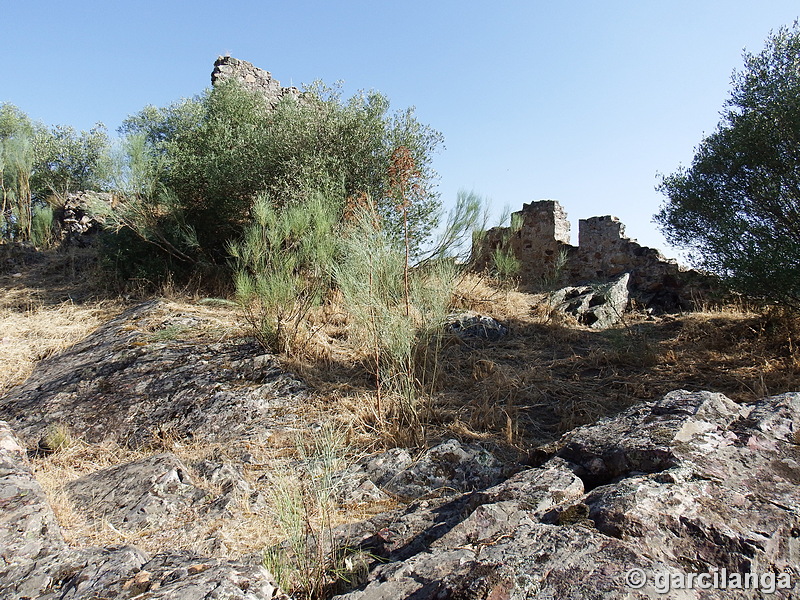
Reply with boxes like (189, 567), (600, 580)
(0, 421), (289, 599)
(0, 300), (308, 449)
(332, 390), (800, 599)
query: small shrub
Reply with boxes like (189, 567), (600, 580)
(30, 204), (55, 248)
(229, 191), (340, 354)
(491, 246), (520, 282)
(43, 423), (72, 454)
(335, 197), (457, 437)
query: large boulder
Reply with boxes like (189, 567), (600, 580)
(551, 272), (630, 329)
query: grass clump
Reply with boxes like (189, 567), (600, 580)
(42, 422), (73, 453)
(30, 204), (55, 248)
(262, 424), (353, 599)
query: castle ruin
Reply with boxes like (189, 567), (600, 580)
(209, 57), (694, 309)
(211, 56), (303, 107)
(473, 200), (689, 305)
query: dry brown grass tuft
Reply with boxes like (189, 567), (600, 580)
(272, 272), (800, 454)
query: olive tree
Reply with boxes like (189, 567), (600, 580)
(656, 22), (800, 307)
(113, 79), (443, 279)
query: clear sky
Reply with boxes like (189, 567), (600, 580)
(3, 1), (799, 258)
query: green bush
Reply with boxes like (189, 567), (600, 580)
(110, 79), (443, 285)
(229, 191), (340, 354)
(30, 203), (55, 248)
(334, 197), (457, 434)
(0, 103), (34, 241)
(1, 102), (112, 243)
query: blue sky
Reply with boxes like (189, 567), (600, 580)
(3, 1), (799, 257)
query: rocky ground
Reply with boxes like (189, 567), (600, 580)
(1, 251), (800, 599)
(1, 296), (799, 598)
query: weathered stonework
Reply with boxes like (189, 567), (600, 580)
(211, 56), (302, 107)
(474, 200), (692, 306)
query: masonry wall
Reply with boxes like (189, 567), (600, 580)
(211, 56), (302, 107)
(474, 200), (683, 296)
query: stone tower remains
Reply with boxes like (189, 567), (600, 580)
(211, 56), (302, 107)
(473, 200), (688, 303)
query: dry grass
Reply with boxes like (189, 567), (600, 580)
(31, 429), (395, 562)
(0, 245), (127, 396)
(5, 246), (800, 571)
(288, 271), (800, 455)
(0, 300), (125, 395)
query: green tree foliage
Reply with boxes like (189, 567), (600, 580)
(656, 23), (800, 307)
(0, 103), (35, 240)
(116, 79), (443, 276)
(31, 123), (112, 200)
(1, 102), (112, 242)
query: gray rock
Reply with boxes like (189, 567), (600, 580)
(0, 421), (68, 599)
(194, 458), (266, 513)
(0, 300), (310, 449)
(65, 453), (209, 529)
(52, 548), (288, 600)
(551, 272), (630, 329)
(340, 439), (506, 502)
(332, 390), (800, 599)
(446, 312), (508, 343)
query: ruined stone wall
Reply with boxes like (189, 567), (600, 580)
(211, 56), (302, 107)
(474, 200), (684, 298)
(570, 215), (681, 294)
(473, 201), (573, 283)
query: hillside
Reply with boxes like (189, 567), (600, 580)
(1, 246), (799, 598)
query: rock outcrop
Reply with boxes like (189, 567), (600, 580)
(1, 298), (798, 598)
(0, 300), (309, 449)
(0, 421), (288, 599)
(212, 56), (302, 108)
(330, 390), (799, 599)
(337, 439), (508, 505)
